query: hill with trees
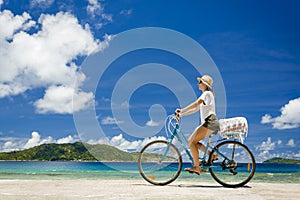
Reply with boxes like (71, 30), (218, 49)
(0, 142), (137, 162)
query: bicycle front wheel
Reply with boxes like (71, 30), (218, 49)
(138, 140), (182, 185)
(209, 140), (256, 188)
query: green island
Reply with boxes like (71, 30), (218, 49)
(263, 157), (300, 164)
(0, 142), (126, 161)
(0, 142), (171, 162)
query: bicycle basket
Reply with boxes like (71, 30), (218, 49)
(219, 117), (248, 143)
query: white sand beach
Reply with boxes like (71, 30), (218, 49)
(0, 179), (299, 200)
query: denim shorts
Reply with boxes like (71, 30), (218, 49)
(202, 114), (220, 133)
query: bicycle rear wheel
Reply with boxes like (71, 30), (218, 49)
(138, 140), (182, 185)
(209, 140), (256, 188)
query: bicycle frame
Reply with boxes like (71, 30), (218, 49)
(138, 115), (256, 187)
(160, 116), (235, 168)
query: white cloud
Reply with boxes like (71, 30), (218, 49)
(287, 139), (296, 147)
(261, 97), (300, 129)
(255, 137), (299, 162)
(255, 137), (275, 152)
(22, 132), (47, 149)
(111, 101), (130, 110)
(294, 151), (300, 158)
(0, 10), (35, 41)
(277, 140), (282, 145)
(0, 10), (111, 114)
(34, 85), (93, 114)
(0, 0), (3, 6)
(87, 0), (101, 16)
(255, 137), (278, 162)
(57, 135), (76, 144)
(146, 119), (160, 127)
(23, 131), (42, 149)
(95, 133), (167, 152)
(261, 114), (272, 124)
(101, 116), (124, 125)
(87, 0), (112, 23)
(23, 131), (53, 149)
(256, 150), (300, 163)
(100, 97), (110, 102)
(2, 141), (22, 152)
(87, 134), (167, 152)
(30, 0), (55, 9)
(120, 9), (133, 16)
(0, 131), (79, 151)
(121, 101), (130, 109)
(0, 131), (166, 153)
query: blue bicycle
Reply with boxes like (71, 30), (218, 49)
(138, 115), (256, 188)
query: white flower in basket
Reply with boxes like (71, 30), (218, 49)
(219, 117), (248, 143)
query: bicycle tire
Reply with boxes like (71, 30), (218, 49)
(208, 140), (256, 188)
(138, 140), (182, 186)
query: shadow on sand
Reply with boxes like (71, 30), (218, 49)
(133, 183), (252, 189)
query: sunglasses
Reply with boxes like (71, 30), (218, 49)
(198, 80), (203, 84)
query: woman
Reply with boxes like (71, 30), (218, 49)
(176, 75), (219, 175)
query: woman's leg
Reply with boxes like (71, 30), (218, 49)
(196, 143), (216, 157)
(196, 142), (206, 153)
(188, 126), (214, 167)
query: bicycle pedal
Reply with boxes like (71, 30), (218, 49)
(230, 169), (238, 175)
(203, 162), (212, 167)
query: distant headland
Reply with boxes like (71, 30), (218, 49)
(263, 157), (300, 164)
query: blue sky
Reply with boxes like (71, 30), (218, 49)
(0, 0), (299, 162)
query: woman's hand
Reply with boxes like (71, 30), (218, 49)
(175, 108), (181, 121)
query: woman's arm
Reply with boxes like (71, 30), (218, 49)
(179, 99), (204, 117)
(180, 106), (198, 116)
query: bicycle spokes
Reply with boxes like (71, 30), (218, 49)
(209, 140), (256, 188)
(138, 140), (182, 186)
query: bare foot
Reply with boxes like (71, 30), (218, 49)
(184, 166), (201, 175)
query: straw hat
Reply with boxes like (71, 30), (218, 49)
(197, 75), (213, 88)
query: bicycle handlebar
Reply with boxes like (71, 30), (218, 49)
(174, 113), (180, 122)
(164, 114), (180, 138)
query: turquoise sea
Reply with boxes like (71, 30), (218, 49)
(0, 161), (299, 183)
